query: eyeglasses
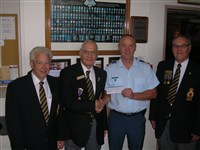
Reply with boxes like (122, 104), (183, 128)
(172, 44), (190, 49)
(35, 61), (50, 66)
(82, 50), (97, 57)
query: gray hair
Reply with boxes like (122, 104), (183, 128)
(29, 46), (53, 62)
(172, 35), (191, 45)
(80, 40), (98, 51)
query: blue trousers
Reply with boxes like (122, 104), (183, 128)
(108, 110), (146, 150)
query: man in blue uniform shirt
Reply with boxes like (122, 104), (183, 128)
(102, 34), (159, 150)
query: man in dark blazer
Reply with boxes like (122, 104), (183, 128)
(149, 35), (200, 150)
(60, 40), (107, 150)
(6, 46), (65, 150)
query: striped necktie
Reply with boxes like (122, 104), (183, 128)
(39, 81), (49, 124)
(167, 63), (181, 106)
(86, 70), (94, 101)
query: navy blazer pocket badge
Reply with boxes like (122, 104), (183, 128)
(186, 88), (194, 101)
(78, 88), (83, 100)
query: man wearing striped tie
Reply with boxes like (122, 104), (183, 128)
(149, 35), (200, 150)
(60, 40), (107, 150)
(6, 46), (65, 150)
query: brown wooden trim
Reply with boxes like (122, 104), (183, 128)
(52, 50), (120, 56)
(125, 0), (130, 34)
(45, 0), (51, 49)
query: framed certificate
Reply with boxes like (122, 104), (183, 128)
(49, 59), (71, 77)
(129, 16), (148, 43)
(178, 0), (200, 5)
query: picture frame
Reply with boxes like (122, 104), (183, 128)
(45, 0), (130, 56)
(94, 58), (104, 69)
(129, 16), (148, 43)
(76, 57), (104, 69)
(49, 59), (71, 77)
(178, 0), (200, 5)
(108, 57), (120, 64)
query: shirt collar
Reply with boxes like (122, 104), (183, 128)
(118, 57), (137, 68)
(80, 62), (94, 76)
(31, 72), (47, 85)
(174, 58), (189, 68)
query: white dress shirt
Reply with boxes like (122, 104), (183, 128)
(32, 72), (52, 112)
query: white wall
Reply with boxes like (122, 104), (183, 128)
(0, 1), (20, 150)
(1, 0), (200, 149)
(19, 0), (200, 73)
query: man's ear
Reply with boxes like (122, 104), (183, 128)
(30, 61), (33, 69)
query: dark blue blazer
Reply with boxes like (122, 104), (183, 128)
(149, 59), (200, 143)
(59, 62), (107, 147)
(6, 71), (63, 150)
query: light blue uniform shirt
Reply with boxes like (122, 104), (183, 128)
(105, 57), (159, 113)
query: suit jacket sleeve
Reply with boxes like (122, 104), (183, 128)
(194, 86), (200, 135)
(5, 82), (25, 149)
(149, 62), (162, 121)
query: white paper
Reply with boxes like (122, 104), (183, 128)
(9, 65), (19, 80)
(106, 86), (124, 94)
(0, 17), (16, 40)
(48, 70), (61, 77)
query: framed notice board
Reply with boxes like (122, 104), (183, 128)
(45, 0), (130, 55)
(0, 14), (19, 66)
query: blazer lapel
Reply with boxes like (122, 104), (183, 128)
(74, 63), (89, 100)
(94, 67), (103, 98)
(160, 61), (174, 98)
(47, 77), (58, 120)
(177, 61), (192, 94)
(75, 62), (87, 88)
(27, 71), (42, 106)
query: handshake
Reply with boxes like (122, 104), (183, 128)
(95, 92), (110, 113)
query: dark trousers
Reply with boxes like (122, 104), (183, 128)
(158, 121), (197, 150)
(64, 119), (101, 150)
(108, 110), (146, 150)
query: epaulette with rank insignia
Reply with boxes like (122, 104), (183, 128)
(136, 57), (148, 63)
(137, 57), (153, 69)
(107, 59), (118, 66)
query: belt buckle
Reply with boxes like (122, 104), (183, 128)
(125, 113), (133, 116)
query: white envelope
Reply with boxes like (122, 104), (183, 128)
(106, 86), (124, 94)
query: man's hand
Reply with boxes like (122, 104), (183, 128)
(150, 120), (156, 129)
(122, 88), (157, 100)
(95, 99), (104, 113)
(121, 88), (133, 99)
(191, 134), (200, 142)
(57, 141), (64, 149)
(102, 91), (111, 104)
